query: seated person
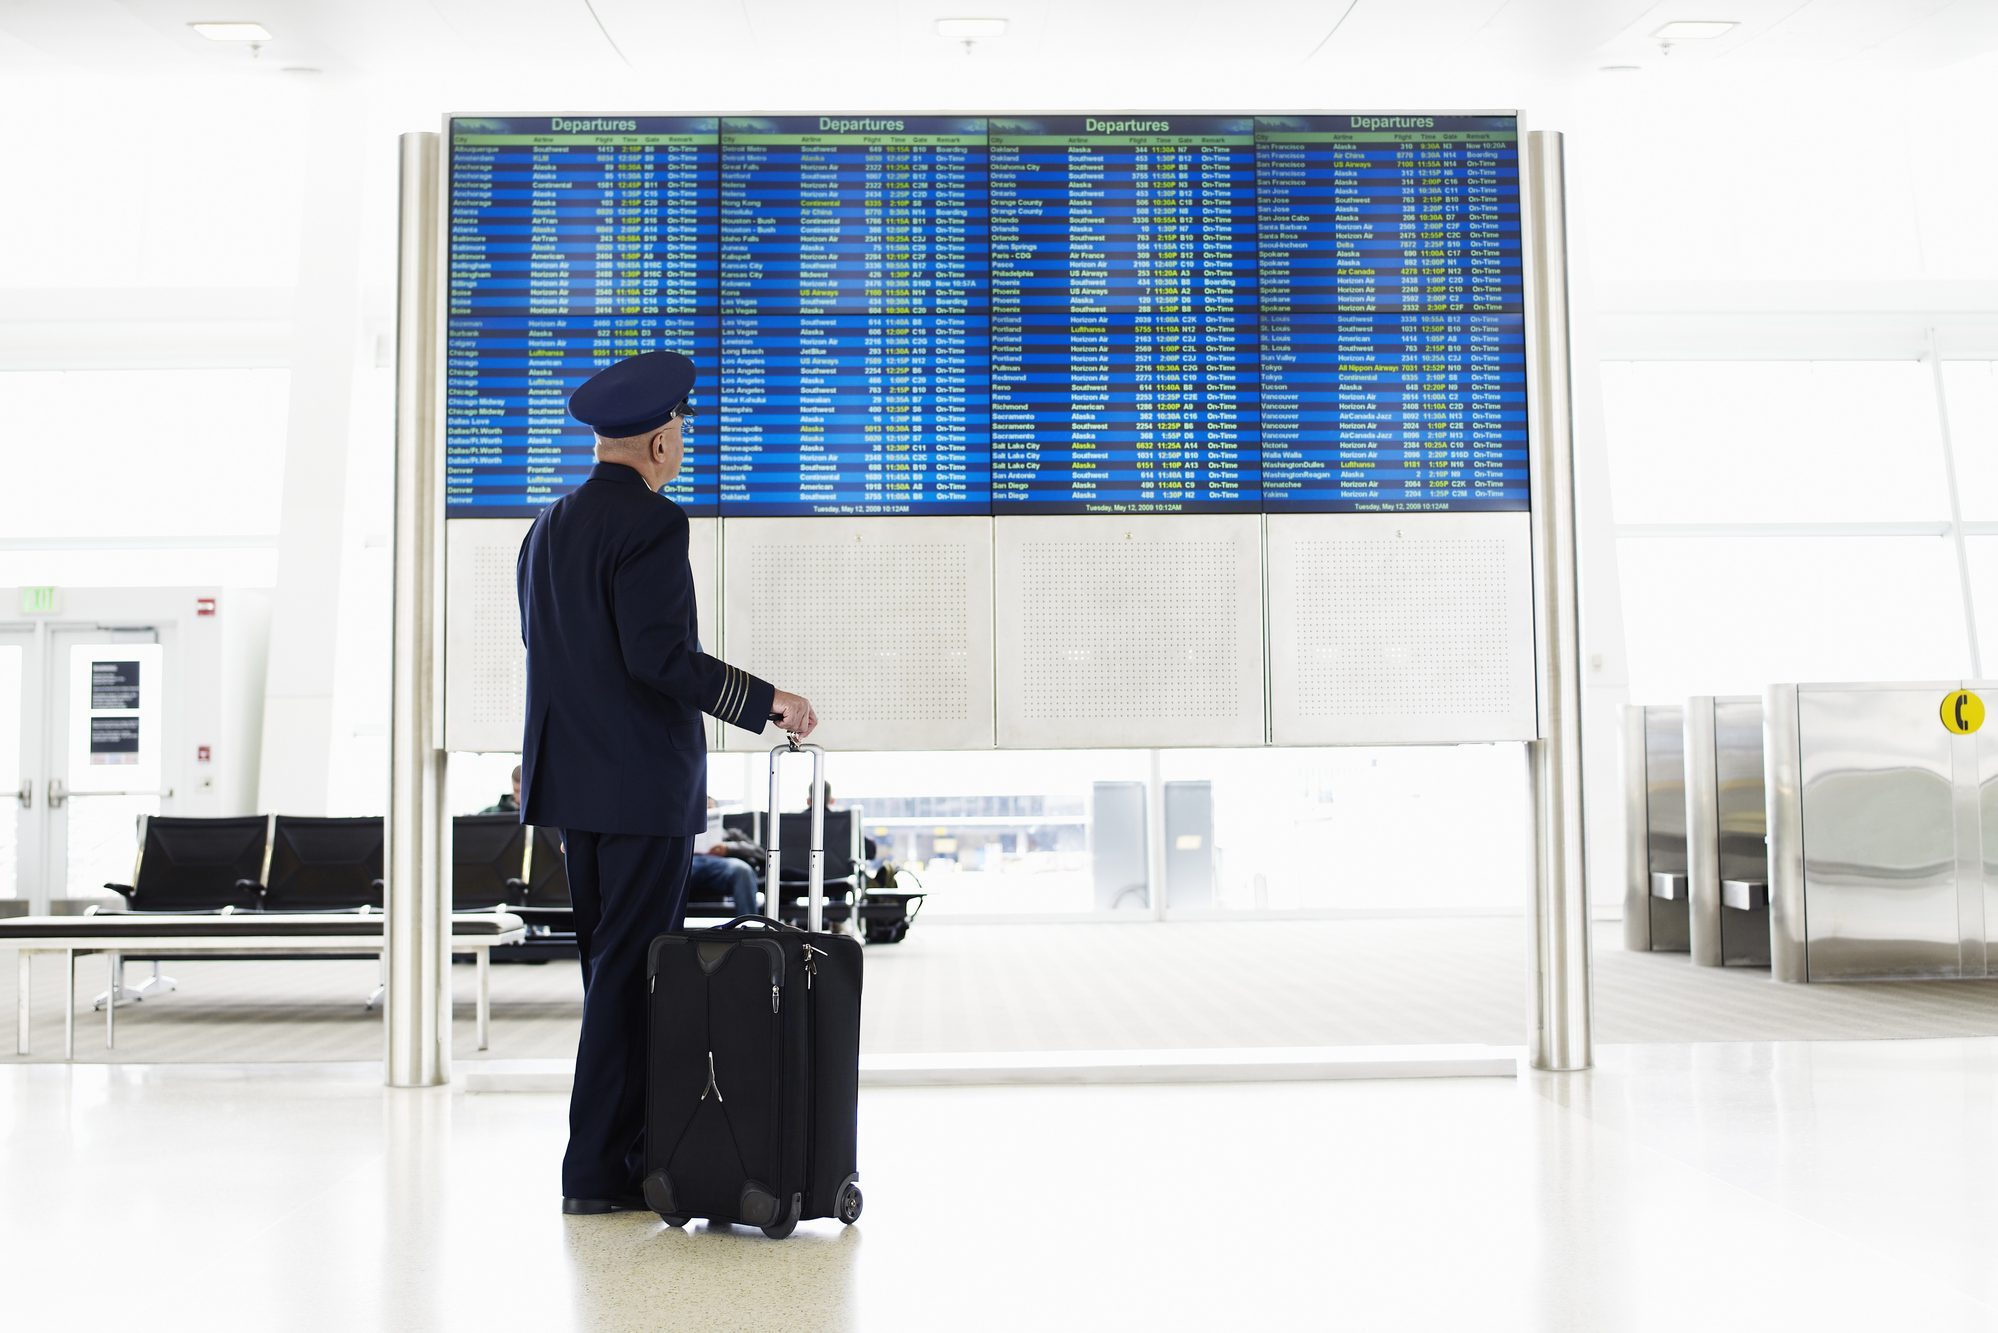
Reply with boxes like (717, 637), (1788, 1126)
(804, 781), (877, 862)
(481, 764), (521, 815)
(689, 796), (759, 916)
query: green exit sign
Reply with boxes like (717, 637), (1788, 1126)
(20, 586), (58, 616)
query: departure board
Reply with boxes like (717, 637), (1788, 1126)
(442, 112), (1529, 520)
(719, 117), (989, 516)
(988, 117), (1260, 514)
(1256, 115), (1527, 512)
(445, 116), (718, 516)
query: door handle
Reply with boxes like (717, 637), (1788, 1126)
(13, 781), (27, 811)
(48, 779), (65, 809)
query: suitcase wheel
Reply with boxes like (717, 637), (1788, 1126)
(838, 1181), (863, 1226)
(642, 1169), (682, 1226)
(761, 1194), (803, 1240)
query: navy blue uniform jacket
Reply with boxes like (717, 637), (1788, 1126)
(516, 462), (774, 836)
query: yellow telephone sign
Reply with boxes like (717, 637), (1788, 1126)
(1941, 690), (1985, 735)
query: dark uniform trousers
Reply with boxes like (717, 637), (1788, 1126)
(560, 829), (694, 1198)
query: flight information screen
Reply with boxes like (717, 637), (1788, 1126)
(445, 116), (719, 517)
(719, 117), (989, 516)
(1257, 115), (1527, 512)
(443, 112), (1528, 519)
(988, 117), (1260, 514)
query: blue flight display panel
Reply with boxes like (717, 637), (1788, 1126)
(718, 117), (989, 516)
(441, 111), (1530, 520)
(988, 116), (1261, 514)
(445, 116), (719, 517)
(1256, 115), (1527, 512)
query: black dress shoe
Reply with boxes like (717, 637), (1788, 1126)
(561, 1194), (648, 1215)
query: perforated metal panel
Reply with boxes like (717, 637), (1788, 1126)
(719, 517), (995, 751)
(445, 519), (530, 753)
(444, 515), (720, 754)
(1267, 512), (1535, 745)
(995, 515), (1266, 749)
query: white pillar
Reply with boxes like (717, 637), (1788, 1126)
(258, 88), (370, 814)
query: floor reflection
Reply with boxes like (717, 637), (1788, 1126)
(563, 1211), (863, 1329)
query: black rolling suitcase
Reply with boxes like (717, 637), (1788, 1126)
(641, 739), (865, 1238)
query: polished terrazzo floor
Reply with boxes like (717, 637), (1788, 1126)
(5, 1039), (1998, 1330)
(10, 918), (1998, 1063)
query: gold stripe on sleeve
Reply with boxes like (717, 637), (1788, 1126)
(721, 665), (743, 722)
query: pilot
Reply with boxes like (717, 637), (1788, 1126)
(516, 349), (818, 1216)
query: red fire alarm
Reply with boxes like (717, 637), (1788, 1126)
(196, 597), (217, 617)
(197, 745), (212, 763)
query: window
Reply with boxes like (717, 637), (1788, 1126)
(0, 369), (289, 541)
(1599, 361), (1949, 525)
(1602, 358), (1981, 701)
(0, 76), (307, 288)
(1618, 535), (1972, 700)
(1943, 362), (1998, 522)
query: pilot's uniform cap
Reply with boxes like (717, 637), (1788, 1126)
(567, 350), (697, 437)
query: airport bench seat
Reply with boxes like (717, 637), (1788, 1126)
(2, 911), (525, 1060)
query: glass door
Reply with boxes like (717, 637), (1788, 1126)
(46, 627), (163, 907)
(0, 626), (36, 907)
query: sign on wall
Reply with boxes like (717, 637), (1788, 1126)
(67, 643), (162, 794)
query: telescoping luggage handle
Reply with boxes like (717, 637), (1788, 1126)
(766, 736), (827, 934)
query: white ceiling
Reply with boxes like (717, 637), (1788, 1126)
(3, 0), (1993, 82)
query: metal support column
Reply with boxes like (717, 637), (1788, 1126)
(386, 130), (451, 1089)
(1683, 697), (1723, 967)
(1524, 130), (1592, 1072)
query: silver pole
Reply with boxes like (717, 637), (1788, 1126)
(765, 748), (783, 921)
(386, 130), (451, 1088)
(1145, 749), (1168, 919)
(1763, 684), (1808, 983)
(1682, 697), (1723, 967)
(807, 748), (826, 936)
(1524, 130), (1592, 1072)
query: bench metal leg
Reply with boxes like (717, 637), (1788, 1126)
(106, 952), (118, 1050)
(136, 961), (177, 998)
(477, 947), (491, 1052)
(93, 953), (145, 1010)
(64, 949), (75, 1061)
(17, 952), (29, 1057)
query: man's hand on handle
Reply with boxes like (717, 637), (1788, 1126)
(769, 690), (818, 740)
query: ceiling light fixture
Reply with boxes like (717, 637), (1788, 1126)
(1598, 64), (1644, 73)
(1650, 20), (1737, 41)
(189, 21), (273, 42)
(936, 18), (1008, 39)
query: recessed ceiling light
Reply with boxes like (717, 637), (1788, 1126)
(936, 18), (1008, 39)
(1651, 20), (1737, 41)
(1598, 64), (1644, 73)
(189, 21), (273, 42)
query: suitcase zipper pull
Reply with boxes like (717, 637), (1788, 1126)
(771, 982), (781, 1014)
(802, 942), (824, 989)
